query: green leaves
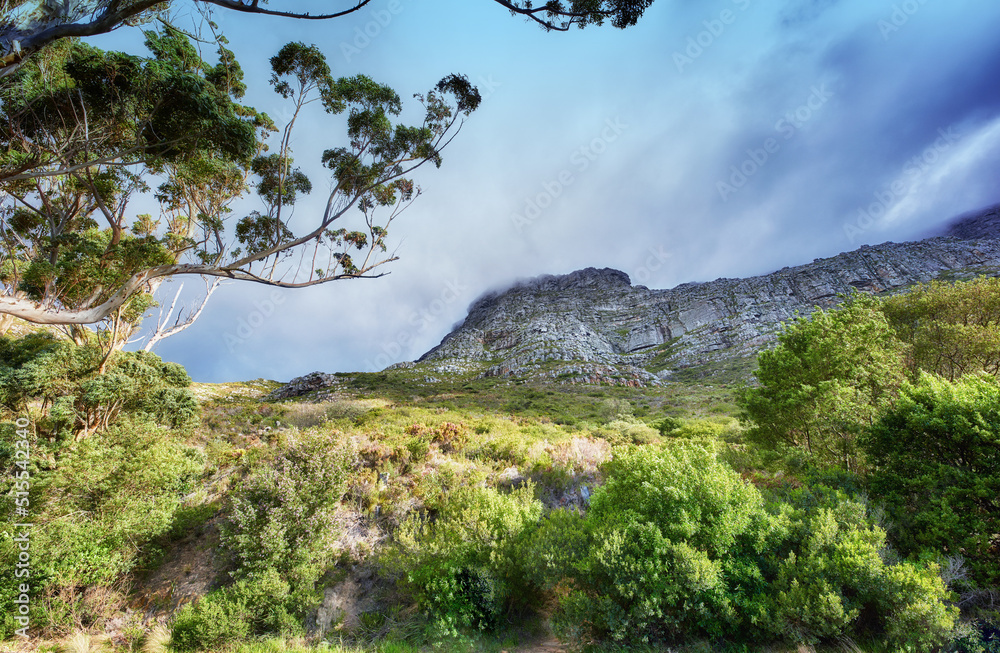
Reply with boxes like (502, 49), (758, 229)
(269, 41), (333, 102)
(739, 294), (908, 469)
(862, 373), (1000, 586)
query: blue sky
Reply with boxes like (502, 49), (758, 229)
(95, 0), (1000, 381)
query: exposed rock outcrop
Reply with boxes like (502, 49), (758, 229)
(418, 237), (1000, 384)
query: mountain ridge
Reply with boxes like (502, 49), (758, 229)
(267, 204), (1000, 396)
(414, 227), (1000, 386)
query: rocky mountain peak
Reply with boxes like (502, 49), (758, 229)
(416, 232), (1000, 387)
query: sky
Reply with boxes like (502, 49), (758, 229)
(92, 0), (1000, 382)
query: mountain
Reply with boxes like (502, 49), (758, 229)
(940, 202), (1000, 240)
(413, 233), (1000, 387)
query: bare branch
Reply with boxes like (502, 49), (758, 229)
(142, 276), (221, 350)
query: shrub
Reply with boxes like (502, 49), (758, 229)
(861, 373), (1000, 586)
(525, 445), (957, 649)
(221, 434), (350, 590)
(170, 569), (301, 652)
(764, 501), (957, 649)
(881, 276), (1000, 380)
(0, 334), (197, 441)
(387, 483), (542, 637)
(595, 418), (660, 445)
(738, 294), (907, 470)
(541, 445), (780, 644)
(0, 418), (204, 636)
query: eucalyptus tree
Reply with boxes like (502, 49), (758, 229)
(0, 28), (267, 355)
(0, 32), (480, 343)
(0, 0), (657, 77)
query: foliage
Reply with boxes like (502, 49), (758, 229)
(0, 333), (196, 440)
(387, 483), (542, 638)
(0, 417), (204, 637)
(861, 373), (1000, 586)
(221, 434), (350, 592)
(540, 445), (779, 643)
(1, 31), (480, 331)
(515, 445), (957, 649)
(739, 294), (908, 469)
(170, 569), (301, 652)
(0, 29), (268, 344)
(882, 276), (1000, 380)
(764, 496), (957, 649)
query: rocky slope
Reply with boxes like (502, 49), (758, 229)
(941, 203), (1000, 240)
(415, 236), (1000, 386)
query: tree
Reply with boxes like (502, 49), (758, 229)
(861, 373), (1000, 587)
(0, 34), (480, 332)
(0, 0), (657, 77)
(881, 276), (1000, 380)
(0, 29), (267, 356)
(738, 294), (908, 470)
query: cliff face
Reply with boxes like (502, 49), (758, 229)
(417, 236), (1000, 385)
(941, 203), (1000, 240)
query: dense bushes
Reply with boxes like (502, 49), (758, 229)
(524, 445), (956, 648)
(0, 418), (205, 637)
(862, 373), (1000, 586)
(764, 495), (956, 649)
(739, 294), (907, 469)
(0, 333), (197, 441)
(741, 276), (1000, 470)
(171, 434), (351, 650)
(545, 446), (776, 642)
(222, 435), (350, 586)
(881, 276), (1000, 380)
(170, 569), (302, 652)
(385, 444), (958, 649)
(387, 483), (542, 637)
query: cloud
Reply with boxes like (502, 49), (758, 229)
(113, 0), (1000, 382)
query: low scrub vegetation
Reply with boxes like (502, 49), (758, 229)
(2, 276), (999, 652)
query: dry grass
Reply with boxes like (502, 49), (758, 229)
(60, 631), (109, 653)
(141, 622), (172, 653)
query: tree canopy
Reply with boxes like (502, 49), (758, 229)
(0, 0), (657, 78)
(0, 30), (480, 334)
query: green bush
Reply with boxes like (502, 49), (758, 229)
(221, 434), (350, 590)
(861, 373), (1000, 586)
(170, 569), (301, 652)
(881, 276), (1000, 381)
(595, 418), (660, 445)
(0, 334), (197, 441)
(739, 294), (907, 470)
(522, 445), (957, 649)
(764, 501), (957, 649)
(543, 445), (778, 643)
(0, 418), (204, 637)
(388, 483), (542, 637)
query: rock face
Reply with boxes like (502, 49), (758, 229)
(418, 237), (1000, 384)
(942, 203), (1000, 240)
